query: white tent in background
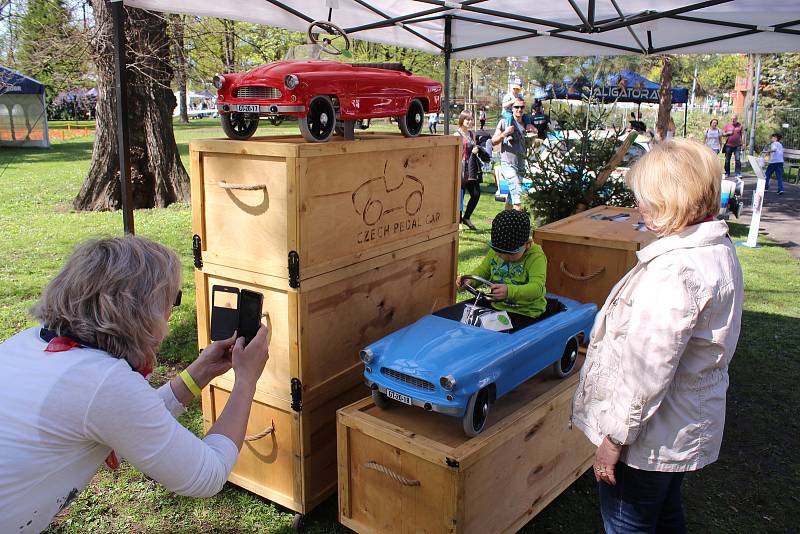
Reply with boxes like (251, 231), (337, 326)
(173, 90), (217, 118)
(0, 65), (49, 148)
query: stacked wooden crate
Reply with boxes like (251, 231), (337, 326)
(190, 133), (461, 515)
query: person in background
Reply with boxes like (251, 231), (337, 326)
(764, 132), (785, 195)
(722, 114), (745, 178)
(455, 110), (490, 231)
(479, 106), (487, 130)
(628, 112), (647, 134)
(531, 100), (548, 140)
(428, 111), (439, 134)
(704, 118), (722, 154)
(572, 138), (743, 534)
(457, 210), (547, 319)
(492, 96), (535, 210)
(0, 236), (271, 533)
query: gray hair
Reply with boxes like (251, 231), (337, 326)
(31, 236), (182, 372)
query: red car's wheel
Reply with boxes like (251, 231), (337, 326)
(221, 112), (259, 140)
(398, 98), (424, 137)
(299, 95), (336, 143)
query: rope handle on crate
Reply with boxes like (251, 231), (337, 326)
(560, 261), (605, 282)
(217, 181), (267, 191)
(363, 461), (421, 487)
(245, 419), (275, 442)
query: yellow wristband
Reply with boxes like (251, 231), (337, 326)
(179, 369), (202, 398)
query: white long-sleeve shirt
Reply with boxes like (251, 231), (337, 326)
(0, 327), (239, 533)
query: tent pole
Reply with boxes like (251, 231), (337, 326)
(111, 0), (135, 235)
(683, 104), (688, 137)
(748, 54), (762, 156)
(443, 15), (452, 135)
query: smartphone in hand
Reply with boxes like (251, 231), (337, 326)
(238, 289), (263, 347)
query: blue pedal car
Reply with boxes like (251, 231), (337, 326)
(361, 276), (597, 436)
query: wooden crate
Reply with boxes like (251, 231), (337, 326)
(337, 367), (594, 534)
(202, 380), (368, 514)
(190, 133), (461, 282)
(534, 206), (656, 308)
(196, 232), (458, 408)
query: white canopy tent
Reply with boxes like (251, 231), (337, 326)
(111, 0), (800, 232)
(125, 0), (800, 57)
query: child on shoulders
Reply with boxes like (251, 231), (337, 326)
(457, 210), (547, 318)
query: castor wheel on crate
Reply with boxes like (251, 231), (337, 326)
(292, 512), (304, 531)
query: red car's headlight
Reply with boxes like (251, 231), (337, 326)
(212, 74), (225, 89)
(284, 74), (300, 90)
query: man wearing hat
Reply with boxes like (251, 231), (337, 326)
(457, 210), (547, 319)
(492, 97), (536, 210)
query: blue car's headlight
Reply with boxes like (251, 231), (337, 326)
(360, 349), (376, 364)
(439, 375), (456, 391)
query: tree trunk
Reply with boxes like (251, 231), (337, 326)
(74, 2), (189, 211)
(655, 55), (673, 141)
(171, 14), (189, 124)
(222, 19), (235, 72)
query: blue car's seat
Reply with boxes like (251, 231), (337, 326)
(434, 298), (566, 333)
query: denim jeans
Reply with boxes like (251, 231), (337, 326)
(499, 163), (523, 206)
(599, 462), (687, 534)
(765, 162), (785, 192)
(724, 144), (742, 176)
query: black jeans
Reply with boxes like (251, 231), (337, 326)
(723, 144), (742, 176)
(599, 462), (686, 534)
(461, 180), (481, 220)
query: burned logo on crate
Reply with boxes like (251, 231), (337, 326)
(351, 168), (441, 245)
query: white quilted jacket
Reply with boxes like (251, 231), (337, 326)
(571, 220), (744, 472)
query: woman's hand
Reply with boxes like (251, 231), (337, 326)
(184, 333), (237, 390)
(472, 146), (479, 154)
(231, 325), (270, 390)
(593, 437), (623, 485)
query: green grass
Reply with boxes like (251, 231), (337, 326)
(0, 119), (797, 533)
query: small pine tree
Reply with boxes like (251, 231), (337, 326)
(525, 102), (636, 225)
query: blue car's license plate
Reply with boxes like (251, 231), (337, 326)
(386, 389), (412, 405)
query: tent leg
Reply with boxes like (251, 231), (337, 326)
(443, 15), (452, 135)
(683, 104), (688, 137)
(748, 55), (762, 156)
(111, 0), (135, 235)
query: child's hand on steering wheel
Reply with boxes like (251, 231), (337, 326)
(490, 283), (508, 300)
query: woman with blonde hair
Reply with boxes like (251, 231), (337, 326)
(0, 236), (270, 533)
(572, 138), (744, 533)
(455, 109), (490, 230)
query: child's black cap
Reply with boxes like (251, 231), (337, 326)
(489, 210), (531, 254)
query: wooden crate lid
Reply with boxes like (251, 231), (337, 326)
(189, 132), (459, 158)
(534, 205), (655, 251)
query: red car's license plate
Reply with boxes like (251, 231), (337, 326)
(386, 389), (412, 405)
(235, 104), (260, 113)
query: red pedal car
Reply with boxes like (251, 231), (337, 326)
(213, 21), (442, 143)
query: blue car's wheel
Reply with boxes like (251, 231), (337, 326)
(372, 389), (391, 409)
(462, 387), (490, 437)
(553, 337), (579, 378)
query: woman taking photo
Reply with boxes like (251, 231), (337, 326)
(455, 110), (490, 231)
(572, 139), (744, 533)
(0, 236), (270, 533)
(705, 118), (722, 154)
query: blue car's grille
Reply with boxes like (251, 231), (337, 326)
(380, 367), (435, 391)
(235, 86), (282, 99)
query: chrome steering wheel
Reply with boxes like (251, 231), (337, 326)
(307, 21), (351, 55)
(460, 275), (500, 302)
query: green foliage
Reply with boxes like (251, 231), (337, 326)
(760, 53), (800, 107)
(525, 103), (636, 225)
(695, 54), (746, 96)
(14, 0), (89, 100)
